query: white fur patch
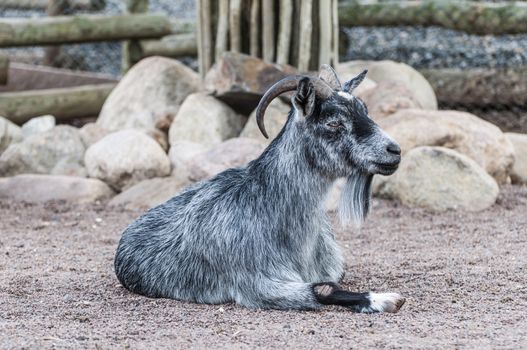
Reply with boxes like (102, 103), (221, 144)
(366, 292), (406, 313)
(337, 91), (354, 100)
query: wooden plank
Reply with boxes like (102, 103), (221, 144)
(262, 0), (275, 62)
(0, 14), (171, 47)
(0, 84), (116, 124)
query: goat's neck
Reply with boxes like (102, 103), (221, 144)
(250, 126), (334, 214)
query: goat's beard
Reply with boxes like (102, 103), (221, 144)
(338, 170), (374, 227)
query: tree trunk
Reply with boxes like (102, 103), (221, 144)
(339, 1), (527, 35)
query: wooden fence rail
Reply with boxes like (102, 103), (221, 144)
(0, 0), (105, 11)
(0, 14), (171, 47)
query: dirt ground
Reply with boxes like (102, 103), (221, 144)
(1, 186), (526, 349)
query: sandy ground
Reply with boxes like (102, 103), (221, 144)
(1, 186), (526, 349)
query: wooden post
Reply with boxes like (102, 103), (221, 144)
(122, 0), (148, 73)
(0, 54), (8, 85)
(44, 0), (68, 67)
(196, 1), (338, 74)
(197, 0), (213, 77)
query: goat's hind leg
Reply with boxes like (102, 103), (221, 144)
(236, 278), (323, 310)
(313, 282), (405, 313)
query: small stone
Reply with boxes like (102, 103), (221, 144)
(21, 115), (56, 138)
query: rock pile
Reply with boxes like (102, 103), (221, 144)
(0, 54), (525, 212)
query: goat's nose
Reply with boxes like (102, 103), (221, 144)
(386, 142), (401, 155)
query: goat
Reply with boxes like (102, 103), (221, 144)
(114, 65), (405, 313)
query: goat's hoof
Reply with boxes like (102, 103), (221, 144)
(367, 292), (406, 313)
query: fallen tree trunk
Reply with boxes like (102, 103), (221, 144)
(0, 14), (171, 47)
(339, 1), (527, 35)
(140, 33), (197, 58)
(0, 55), (8, 85)
(0, 84), (115, 124)
(0, 0), (105, 11)
(421, 66), (527, 107)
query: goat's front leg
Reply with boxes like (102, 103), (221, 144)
(313, 282), (406, 313)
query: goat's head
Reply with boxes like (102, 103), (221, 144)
(256, 65), (401, 226)
(256, 64), (401, 178)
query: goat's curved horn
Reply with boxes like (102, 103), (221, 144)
(256, 76), (333, 138)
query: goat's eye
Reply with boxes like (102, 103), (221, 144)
(326, 121), (342, 128)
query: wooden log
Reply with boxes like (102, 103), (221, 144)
(339, 0), (527, 35)
(0, 0), (105, 11)
(140, 33), (197, 58)
(0, 84), (115, 124)
(0, 14), (171, 47)
(262, 0), (275, 62)
(297, 0), (312, 71)
(169, 18), (196, 35)
(0, 55), (8, 85)
(122, 0), (148, 73)
(276, 0), (292, 65)
(215, 0), (229, 61)
(421, 66), (527, 107)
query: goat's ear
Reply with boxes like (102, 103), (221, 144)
(343, 69), (368, 93)
(292, 77), (316, 118)
(319, 64), (341, 90)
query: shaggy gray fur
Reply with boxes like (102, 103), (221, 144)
(114, 69), (401, 311)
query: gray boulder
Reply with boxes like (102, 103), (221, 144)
(374, 146), (499, 211)
(506, 132), (527, 184)
(0, 116), (22, 155)
(108, 172), (192, 210)
(21, 115), (56, 138)
(0, 174), (115, 204)
(337, 60), (437, 110)
(84, 129), (171, 191)
(168, 141), (208, 174)
(0, 125), (85, 176)
(168, 92), (246, 148)
(378, 109), (515, 184)
(97, 56), (202, 132)
(187, 137), (266, 181)
(240, 99), (290, 145)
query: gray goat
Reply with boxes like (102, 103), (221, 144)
(114, 65), (405, 313)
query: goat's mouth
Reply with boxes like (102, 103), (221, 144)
(370, 161), (400, 175)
